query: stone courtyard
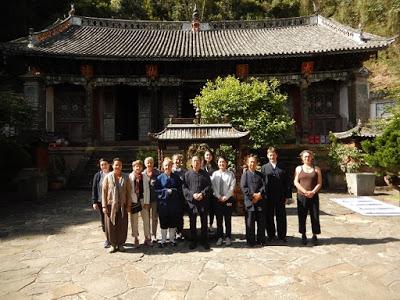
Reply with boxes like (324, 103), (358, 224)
(0, 189), (399, 299)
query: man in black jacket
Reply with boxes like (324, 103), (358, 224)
(182, 156), (212, 250)
(91, 158), (110, 248)
(261, 147), (292, 242)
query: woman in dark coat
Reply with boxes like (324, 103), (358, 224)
(202, 150), (218, 232)
(155, 157), (182, 247)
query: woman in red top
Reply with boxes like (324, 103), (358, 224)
(294, 150), (322, 246)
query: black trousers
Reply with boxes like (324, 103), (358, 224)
(159, 213), (179, 229)
(245, 208), (266, 245)
(95, 202), (106, 233)
(265, 198), (287, 239)
(215, 199), (233, 239)
(189, 209), (209, 243)
(297, 194), (321, 235)
(177, 198), (186, 234)
(209, 196), (216, 227)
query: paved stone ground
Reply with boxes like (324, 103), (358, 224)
(0, 189), (399, 299)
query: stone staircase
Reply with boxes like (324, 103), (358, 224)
(70, 146), (157, 190)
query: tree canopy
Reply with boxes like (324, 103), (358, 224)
(193, 76), (295, 149)
(362, 99), (400, 175)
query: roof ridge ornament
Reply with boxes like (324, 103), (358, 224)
(27, 28), (34, 48)
(192, 4), (200, 32)
(69, 3), (75, 17)
(312, 1), (319, 15)
(358, 23), (365, 41)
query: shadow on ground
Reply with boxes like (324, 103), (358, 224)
(0, 190), (94, 239)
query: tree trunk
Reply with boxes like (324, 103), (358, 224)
(383, 175), (400, 192)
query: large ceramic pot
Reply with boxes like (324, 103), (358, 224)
(345, 173), (375, 196)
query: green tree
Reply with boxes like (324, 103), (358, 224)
(0, 91), (33, 185)
(193, 76), (295, 149)
(0, 91), (33, 136)
(362, 99), (400, 181)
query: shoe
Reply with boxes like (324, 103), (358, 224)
(267, 236), (276, 242)
(202, 242), (210, 250)
(225, 237), (232, 246)
(109, 245), (118, 253)
(312, 235), (318, 246)
(144, 239), (153, 247)
(216, 238), (223, 246)
(171, 241), (177, 247)
(133, 237), (140, 248)
(189, 241), (197, 250)
(208, 226), (215, 234)
(247, 242), (255, 248)
(118, 245), (126, 252)
(103, 240), (111, 248)
(301, 234), (307, 245)
(278, 237), (288, 243)
(158, 242), (165, 248)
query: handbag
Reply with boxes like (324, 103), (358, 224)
(131, 201), (142, 214)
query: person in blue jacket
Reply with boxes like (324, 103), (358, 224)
(240, 155), (266, 247)
(91, 158), (110, 248)
(155, 157), (182, 247)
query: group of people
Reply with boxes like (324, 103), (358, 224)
(91, 148), (322, 253)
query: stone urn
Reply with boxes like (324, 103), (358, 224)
(345, 173), (376, 196)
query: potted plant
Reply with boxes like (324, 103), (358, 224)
(328, 135), (375, 196)
(362, 101), (400, 194)
(48, 155), (67, 190)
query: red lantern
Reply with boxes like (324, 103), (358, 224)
(301, 61), (314, 75)
(146, 64), (158, 79)
(80, 64), (93, 80)
(236, 64), (249, 79)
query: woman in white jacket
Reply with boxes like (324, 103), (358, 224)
(211, 156), (236, 246)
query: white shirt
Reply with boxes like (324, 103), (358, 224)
(211, 169), (236, 199)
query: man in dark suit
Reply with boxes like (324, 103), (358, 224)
(261, 147), (292, 242)
(183, 156), (212, 250)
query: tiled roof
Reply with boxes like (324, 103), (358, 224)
(332, 120), (379, 139)
(2, 14), (395, 60)
(149, 123), (249, 141)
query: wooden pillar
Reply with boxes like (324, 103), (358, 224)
(292, 86), (302, 141)
(351, 67), (370, 124)
(85, 83), (94, 145)
(23, 74), (46, 132)
(299, 82), (310, 142)
(150, 86), (159, 132)
(177, 88), (183, 117)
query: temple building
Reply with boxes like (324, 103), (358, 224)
(1, 6), (395, 146)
